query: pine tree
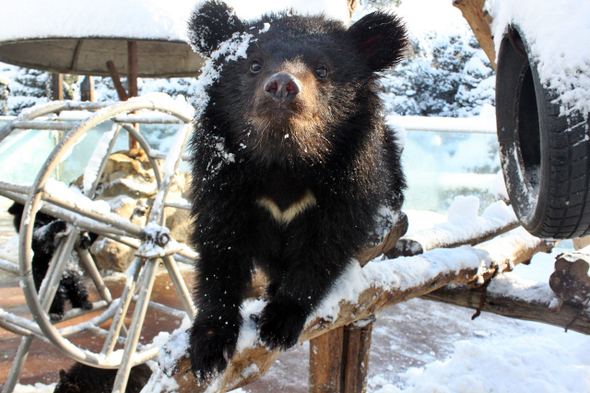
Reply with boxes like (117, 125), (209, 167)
(380, 31), (495, 117)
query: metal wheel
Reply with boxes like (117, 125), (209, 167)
(0, 93), (196, 392)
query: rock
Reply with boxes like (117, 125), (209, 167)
(77, 149), (192, 272)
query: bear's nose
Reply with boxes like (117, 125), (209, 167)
(264, 72), (300, 104)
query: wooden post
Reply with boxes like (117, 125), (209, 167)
(49, 73), (64, 101)
(127, 40), (139, 150)
(342, 317), (375, 393)
(309, 316), (375, 393)
(309, 327), (345, 393)
(80, 76), (95, 102)
(127, 41), (139, 98)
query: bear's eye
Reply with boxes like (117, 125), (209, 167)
(315, 66), (328, 80)
(250, 60), (263, 73)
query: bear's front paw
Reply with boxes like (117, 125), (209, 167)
(189, 323), (238, 384)
(258, 300), (307, 350)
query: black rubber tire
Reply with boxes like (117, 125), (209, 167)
(496, 25), (590, 239)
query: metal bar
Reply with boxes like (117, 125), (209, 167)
(100, 258), (143, 357)
(2, 336), (33, 393)
(76, 247), (113, 303)
(12, 121), (74, 131)
(41, 192), (144, 239)
(163, 201), (191, 210)
(112, 257), (157, 393)
(162, 255), (195, 319)
(112, 115), (184, 124)
(0, 257), (18, 274)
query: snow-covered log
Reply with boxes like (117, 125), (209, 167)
(147, 227), (553, 393)
(391, 199), (519, 257)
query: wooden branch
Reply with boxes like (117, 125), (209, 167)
(452, 0), (496, 68)
(152, 228), (554, 392)
(424, 284), (590, 335)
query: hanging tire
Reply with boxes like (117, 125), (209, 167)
(496, 25), (590, 239)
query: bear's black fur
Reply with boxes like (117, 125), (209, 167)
(8, 202), (94, 320)
(53, 362), (152, 393)
(187, 1), (407, 382)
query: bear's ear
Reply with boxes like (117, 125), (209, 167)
(188, 0), (245, 57)
(347, 11), (407, 72)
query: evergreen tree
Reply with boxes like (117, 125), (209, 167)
(380, 31), (495, 117)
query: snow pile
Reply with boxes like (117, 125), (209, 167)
(486, 0), (590, 116)
(376, 330), (590, 393)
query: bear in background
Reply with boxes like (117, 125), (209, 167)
(53, 362), (152, 393)
(8, 202), (93, 320)
(187, 0), (407, 382)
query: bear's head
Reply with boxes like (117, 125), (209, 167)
(188, 1), (407, 165)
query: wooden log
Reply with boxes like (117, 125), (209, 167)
(424, 284), (590, 335)
(452, 0), (496, 68)
(309, 327), (345, 393)
(155, 228), (553, 392)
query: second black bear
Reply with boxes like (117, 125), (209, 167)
(8, 202), (93, 320)
(187, 0), (407, 382)
(53, 362), (152, 393)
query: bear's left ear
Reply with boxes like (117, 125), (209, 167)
(188, 0), (245, 57)
(347, 11), (407, 72)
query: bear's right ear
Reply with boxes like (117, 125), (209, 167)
(347, 11), (407, 72)
(188, 0), (245, 57)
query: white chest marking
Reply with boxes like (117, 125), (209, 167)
(257, 190), (317, 225)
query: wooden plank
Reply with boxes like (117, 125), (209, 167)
(309, 327), (344, 393)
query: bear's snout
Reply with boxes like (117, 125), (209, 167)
(264, 72), (300, 106)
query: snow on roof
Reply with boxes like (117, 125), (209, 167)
(0, 1), (194, 43)
(0, 0), (350, 44)
(486, 0), (590, 117)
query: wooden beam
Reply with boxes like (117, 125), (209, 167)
(106, 60), (129, 101)
(155, 228), (554, 392)
(423, 284), (590, 335)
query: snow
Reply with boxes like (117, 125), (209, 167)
(486, 0), (590, 117)
(201, 0), (351, 23)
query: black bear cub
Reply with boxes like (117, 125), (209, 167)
(8, 203), (93, 320)
(54, 362), (152, 393)
(188, 0), (407, 382)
